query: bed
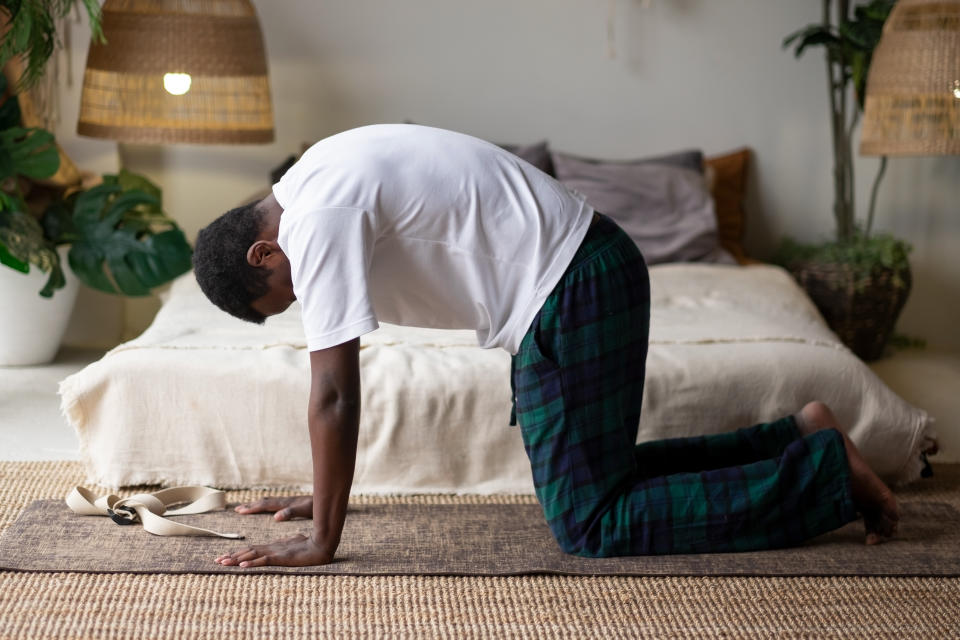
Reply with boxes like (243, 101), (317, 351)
(58, 144), (938, 492)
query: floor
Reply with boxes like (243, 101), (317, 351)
(0, 347), (106, 461)
(1, 345), (959, 463)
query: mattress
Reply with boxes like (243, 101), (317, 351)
(59, 263), (937, 492)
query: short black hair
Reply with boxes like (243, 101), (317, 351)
(193, 200), (272, 324)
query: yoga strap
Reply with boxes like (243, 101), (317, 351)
(66, 486), (244, 539)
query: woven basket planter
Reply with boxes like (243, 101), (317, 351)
(789, 260), (911, 361)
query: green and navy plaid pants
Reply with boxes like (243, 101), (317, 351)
(510, 214), (858, 556)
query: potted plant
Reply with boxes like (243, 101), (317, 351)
(0, 0), (193, 365)
(776, 0), (911, 361)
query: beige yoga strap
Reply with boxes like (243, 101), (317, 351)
(66, 486), (244, 539)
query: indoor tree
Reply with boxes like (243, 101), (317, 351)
(777, 0), (913, 361)
(784, 0), (897, 242)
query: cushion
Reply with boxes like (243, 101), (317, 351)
(551, 150), (731, 265)
(705, 148), (752, 264)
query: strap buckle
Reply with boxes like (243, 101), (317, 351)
(107, 505), (137, 526)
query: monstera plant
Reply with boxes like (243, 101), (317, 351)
(1, 0), (192, 364)
(0, 75), (192, 298)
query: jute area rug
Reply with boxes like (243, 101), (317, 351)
(2, 461), (959, 639)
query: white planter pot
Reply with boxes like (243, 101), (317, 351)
(0, 245), (80, 366)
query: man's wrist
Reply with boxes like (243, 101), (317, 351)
(308, 529), (339, 560)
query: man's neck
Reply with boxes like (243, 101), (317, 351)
(258, 192), (285, 240)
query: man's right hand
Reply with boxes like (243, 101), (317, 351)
(234, 495), (313, 521)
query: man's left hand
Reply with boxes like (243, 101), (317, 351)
(215, 533), (333, 568)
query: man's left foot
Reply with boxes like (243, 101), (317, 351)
(796, 401), (900, 545)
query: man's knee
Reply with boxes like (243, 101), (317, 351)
(546, 512), (620, 558)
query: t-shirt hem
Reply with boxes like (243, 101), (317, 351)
(305, 317), (380, 351)
(499, 203), (595, 355)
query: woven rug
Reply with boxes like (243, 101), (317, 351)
(3, 498), (960, 576)
(2, 461), (960, 639)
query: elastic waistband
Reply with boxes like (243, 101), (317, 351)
(566, 213), (629, 272)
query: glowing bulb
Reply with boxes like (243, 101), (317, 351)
(163, 72), (192, 96)
(953, 80), (960, 100)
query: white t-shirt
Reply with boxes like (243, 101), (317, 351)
(273, 124), (594, 354)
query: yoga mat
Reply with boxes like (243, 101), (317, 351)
(1, 499), (958, 576)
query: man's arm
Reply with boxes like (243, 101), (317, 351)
(215, 338), (360, 568)
(307, 338), (361, 559)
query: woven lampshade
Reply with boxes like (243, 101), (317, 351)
(860, 0), (960, 156)
(77, 0), (274, 145)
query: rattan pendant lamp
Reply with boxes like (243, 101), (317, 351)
(860, 0), (960, 156)
(77, 0), (274, 144)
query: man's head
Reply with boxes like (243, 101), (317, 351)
(193, 197), (296, 323)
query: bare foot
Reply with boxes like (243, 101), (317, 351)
(795, 401), (900, 545)
(234, 495), (313, 521)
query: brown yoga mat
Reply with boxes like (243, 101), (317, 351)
(1, 500), (958, 577)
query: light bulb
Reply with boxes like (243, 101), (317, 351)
(163, 73), (192, 96)
(953, 80), (960, 100)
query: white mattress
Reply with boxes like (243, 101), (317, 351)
(60, 264), (937, 491)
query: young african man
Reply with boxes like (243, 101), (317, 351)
(191, 125), (899, 568)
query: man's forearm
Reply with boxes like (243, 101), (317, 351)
(308, 403), (359, 558)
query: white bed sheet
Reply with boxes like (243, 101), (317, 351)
(59, 264), (937, 492)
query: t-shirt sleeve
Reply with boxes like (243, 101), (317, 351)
(280, 206), (379, 351)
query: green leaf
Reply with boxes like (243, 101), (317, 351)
(0, 205), (65, 296)
(106, 253), (151, 296)
(103, 190), (159, 228)
(783, 25), (842, 57)
(851, 52), (868, 106)
(40, 198), (76, 244)
(38, 258), (65, 298)
(839, 21), (871, 50)
(115, 169), (162, 208)
(1, 1), (24, 20)
(0, 145), (14, 181)
(125, 228), (193, 289)
(0, 207), (53, 268)
(0, 0), (103, 92)
(0, 239), (30, 273)
(0, 94), (22, 131)
(68, 243), (117, 294)
(0, 73), (23, 130)
(0, 189), (21, 212)
(66, 178), (192, 296)
(0, 127), (59, 181)
(72, 184), (121, 226)
(860, 0), (896, 21)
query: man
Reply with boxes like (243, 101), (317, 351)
(193, 124), (899, 569)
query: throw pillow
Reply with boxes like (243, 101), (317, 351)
(704, 148), (752, 264)
(551, 150), (727, 265)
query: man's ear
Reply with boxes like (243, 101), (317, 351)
(246, 240), (280, 267)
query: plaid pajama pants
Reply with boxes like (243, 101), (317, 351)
(510, 214), (858, 556)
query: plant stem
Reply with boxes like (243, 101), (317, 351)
(824, 0), (847, 242)
(846, 97), (859, 234)
(840, 0), (854, 241)
(865, 155), (888, 237)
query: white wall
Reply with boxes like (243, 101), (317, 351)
(56, 0), (960, 349)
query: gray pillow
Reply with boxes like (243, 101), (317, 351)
(551, 150), (728, 265)
(554, 148), (704, 174)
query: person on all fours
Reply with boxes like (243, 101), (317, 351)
(192, 124), (899, 569)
